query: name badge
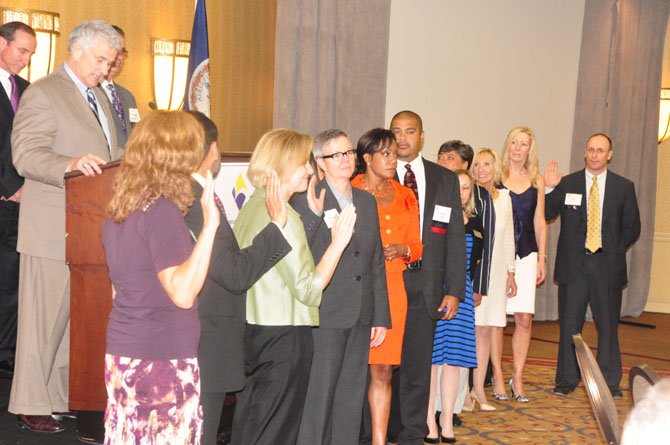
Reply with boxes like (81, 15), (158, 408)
(128, 108), (141, 123)
(324, 209), (339, 229)
(473, 230), (483, 239)
(564, 193), (582, 206)
(432, 205), (451, 223)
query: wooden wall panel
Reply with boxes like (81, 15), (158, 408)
(211, 0), (277, 151)
(3, 0), (276, 151)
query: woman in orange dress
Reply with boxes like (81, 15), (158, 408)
(351, 128), (423, 445)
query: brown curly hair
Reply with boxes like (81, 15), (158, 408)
(107, 111), (204, 223)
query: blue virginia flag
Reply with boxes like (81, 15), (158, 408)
(184, 0), (210, 116)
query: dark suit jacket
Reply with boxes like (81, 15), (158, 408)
(416, 159), (466, 319)
(292, 180), (391, 329)
(184, 184), (291, 393)
(472, 185), (494, 295)
(98, 82), (137, 149)
(545, 168), (640, 289)
(0, 75), (28, 198)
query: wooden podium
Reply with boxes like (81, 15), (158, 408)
(65, 160), (120, 411)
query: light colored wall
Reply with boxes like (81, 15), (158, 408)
(2, 0), (276, 151)
(647, 16), (670, 313)
(385, 0), (585, 172)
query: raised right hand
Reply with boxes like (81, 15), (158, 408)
(307, 175), (326, 214)
(544, 160), (562, 188)
(265, 171), (287, 228)
(331, 204), (356, 249)
(201, 171), (221, 232)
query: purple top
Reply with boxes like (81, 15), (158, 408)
(103, 197), (199, 360)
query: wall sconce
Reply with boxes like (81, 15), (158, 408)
(0, 7), (59, 82)
(660, 89), (670, 144)
(151, 38), (190, 110)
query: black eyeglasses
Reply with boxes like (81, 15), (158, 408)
(321, 149), (356, 161)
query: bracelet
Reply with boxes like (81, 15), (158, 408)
(405, 245), (411, 259)
(538, 252), (547, 258)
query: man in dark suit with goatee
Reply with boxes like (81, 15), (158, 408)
(0, 21), (36, 380)
(545, 133), (640, 399)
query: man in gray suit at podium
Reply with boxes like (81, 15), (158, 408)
(10, 19), (122, 434)
(99, 25), (138, 149)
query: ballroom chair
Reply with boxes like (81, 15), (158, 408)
(628, 364), (660, 406)
(572, 333), (619, 445)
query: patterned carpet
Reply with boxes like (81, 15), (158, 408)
(451, 356), (667, 444)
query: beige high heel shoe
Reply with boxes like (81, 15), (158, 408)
(461, 400), (474, 413)
(470, 390), (497, 411)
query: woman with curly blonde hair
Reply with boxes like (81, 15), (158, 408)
(102, 111), (220, 444)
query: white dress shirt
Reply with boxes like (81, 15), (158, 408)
(0, 66), (14, 101)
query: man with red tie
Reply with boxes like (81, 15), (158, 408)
(0, 21), (36, 381)
(387, 110), (465, 445)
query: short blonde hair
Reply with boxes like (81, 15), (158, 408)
(247, 129), (313, 188)
(472, 147), (502, 185)
(501, 126), (539, 187)
(454, 169), (475, 217)
(107, 111), (204, 222)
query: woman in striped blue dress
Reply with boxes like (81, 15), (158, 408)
(425, 169), (483, 443)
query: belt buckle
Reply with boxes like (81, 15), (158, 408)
(407, 259), (422, 270)
(584, 248), (602, 255)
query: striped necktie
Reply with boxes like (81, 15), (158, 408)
(86, 88), (100, 124)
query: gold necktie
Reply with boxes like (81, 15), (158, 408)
(585, 176), (601, 252)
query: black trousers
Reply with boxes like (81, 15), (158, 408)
(0, 202), (19, 362)
(556, 253), (623, 388)
(297, 321), (371, 445)
(201, 390), (226, 445)
(231, 324), (312, 445)
(394, 268), (436, 445)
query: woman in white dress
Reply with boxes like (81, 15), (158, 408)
(471, 148), (517, 410)
(499, 126), (546, 402)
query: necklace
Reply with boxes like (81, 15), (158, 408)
(361, 177), (392, 200)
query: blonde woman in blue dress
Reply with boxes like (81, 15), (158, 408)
(499, 126), (546, 402)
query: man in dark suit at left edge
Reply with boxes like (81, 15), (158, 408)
(184, 111), (292, 445)
(0, 21), (36, 379)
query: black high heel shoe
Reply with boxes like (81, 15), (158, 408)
(424, 412), (440, 444)
(440, 434), (457, 443)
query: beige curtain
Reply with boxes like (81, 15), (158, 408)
(536, 0), (669, 320)
(273, 0), (392, 142)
